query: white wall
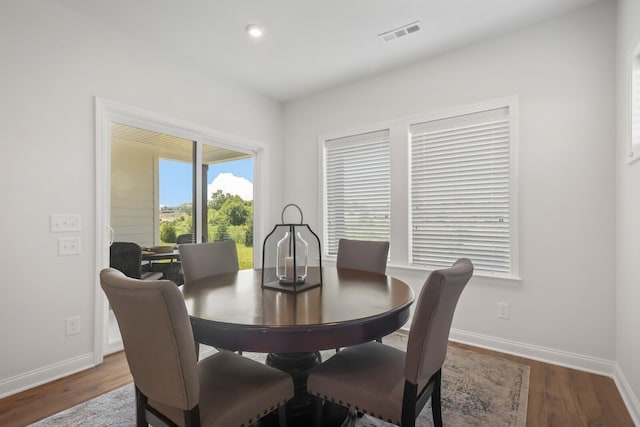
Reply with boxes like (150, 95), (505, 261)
(283, 1), (617, 370)
(616, 0), (640, 423)
(0, 0), (283, 396)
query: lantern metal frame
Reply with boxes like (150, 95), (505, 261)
(261, 204), (322, 293)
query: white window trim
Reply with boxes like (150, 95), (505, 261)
(628, 39), (640, 165)
(319, 96), (520, 282)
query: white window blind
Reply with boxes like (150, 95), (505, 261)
(410, 107), (511, 274)
(324, 129), (391, 257)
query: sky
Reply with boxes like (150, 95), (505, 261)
(159, 157), (253, 207)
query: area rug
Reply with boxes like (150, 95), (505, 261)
(31, 333), (529, 426)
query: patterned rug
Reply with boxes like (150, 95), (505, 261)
(31, 333), (529, 426)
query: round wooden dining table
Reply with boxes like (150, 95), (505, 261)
(180, 266), (414, 426)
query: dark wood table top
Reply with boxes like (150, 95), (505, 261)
(181, 267), (414, 353)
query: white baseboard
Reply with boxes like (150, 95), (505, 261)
(0, 352), (95, 399)
(104, 340), (124, 355)
(613, 363), (640, 426)
(449, 328), (616, 376)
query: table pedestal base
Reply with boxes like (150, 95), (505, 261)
(266, 351), (321, 424)
(260, 351), (349, 426)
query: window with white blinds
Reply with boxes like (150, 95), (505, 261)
(410, 107), (512, 274)
(323, 129), (391, 257)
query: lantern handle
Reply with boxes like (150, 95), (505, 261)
(281, 203), (304, 224)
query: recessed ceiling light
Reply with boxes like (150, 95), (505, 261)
(246, 24), (264, 39)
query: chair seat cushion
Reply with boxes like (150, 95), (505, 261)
(149, 351), (293, 426)
(307, 341), (406, 425)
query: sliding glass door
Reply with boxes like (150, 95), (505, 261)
(107, 123), (254, 352)
(110, 123), (254, 255)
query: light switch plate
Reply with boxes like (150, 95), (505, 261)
(58, 237), (81, 256)
(50, 214), (81, 232)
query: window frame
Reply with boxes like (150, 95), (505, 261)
(321, 127), (392, 258)
(408, 103), (518, 278)
(629, 39), (640, 165)
(319, 96), (519, 281)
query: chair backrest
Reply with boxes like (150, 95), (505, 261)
(404, 258), (473, 386)
(109, 242), (142, 279)
(99, 268), (199, 411)
(178, 240), (239, 283)
(336, 239), (390, 275)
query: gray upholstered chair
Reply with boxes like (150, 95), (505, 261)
(159, 234), (206, 286)
(178, 240), (239, 284)
(336, 238), (390, 275)
(178, 240), (241, 355)
(100, 268), (294, 427)
(336, 238), (390, 346)
(307, 258), (473, 427)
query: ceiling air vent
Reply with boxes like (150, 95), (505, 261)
(378, 21), (422, 43)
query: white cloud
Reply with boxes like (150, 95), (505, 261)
(208, 173), (253, 201)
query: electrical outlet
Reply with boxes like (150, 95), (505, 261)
(50, 214), (81, 232)
(497, 302), (510, 319)
(66, 316), (80, 336)
(58, 237), (81, 256)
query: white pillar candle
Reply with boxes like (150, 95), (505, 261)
(284, 256), (294, 281)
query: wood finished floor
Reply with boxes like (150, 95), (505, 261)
(0, 343), (634, 427)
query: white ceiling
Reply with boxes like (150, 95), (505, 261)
(52, 0), (599, 101)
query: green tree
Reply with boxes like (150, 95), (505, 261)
(214, 220), (229, 240)
(209, 190), (233, 211)
(244, 224), (253, 247)
(220, 196), (249, 226)
(208, 209), (221, 226)
(160, 221), (177, 243)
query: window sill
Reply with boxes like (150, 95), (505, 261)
(322, 258), (522, 286)
(386, 263), (522, 286)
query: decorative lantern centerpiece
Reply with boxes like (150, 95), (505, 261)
(262, 204), (322, 293)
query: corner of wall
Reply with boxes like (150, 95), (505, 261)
(614, 363), (640, 426)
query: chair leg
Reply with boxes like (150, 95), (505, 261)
(278, 403), (288, 427)
(134, 386), (147, 427)
(184, 405), (201, 427)
(401, 381), (417, 427)
(313, 396), (323, 427)
(432, 370), (443, 427)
